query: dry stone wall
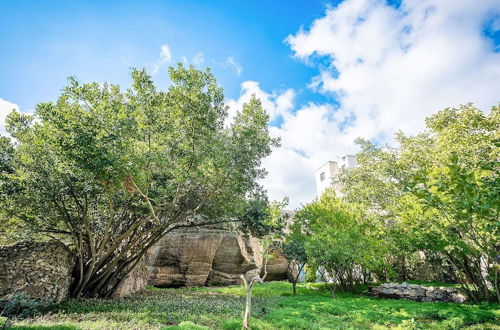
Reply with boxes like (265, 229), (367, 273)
(368, 282), (468, 303)
(0, 240), (74, 304)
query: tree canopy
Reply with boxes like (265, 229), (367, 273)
(336, 103), (499, 301)
(1, 65), (279, 297)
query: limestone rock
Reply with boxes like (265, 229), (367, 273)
(368, 283), (469, 303)
(145, 230), (288, 288)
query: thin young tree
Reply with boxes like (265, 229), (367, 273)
(282, 238), (307, 296)
(240, 237), (274, 330)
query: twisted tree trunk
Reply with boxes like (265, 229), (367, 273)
(241, 259), (268, 329)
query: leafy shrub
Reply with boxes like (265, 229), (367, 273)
(0, 291), (40, 318)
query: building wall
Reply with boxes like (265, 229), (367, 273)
(315, 155), (357, 197)
(315, 161), (339, 197)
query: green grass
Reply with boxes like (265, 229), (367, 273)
(9, 282), (499, 329)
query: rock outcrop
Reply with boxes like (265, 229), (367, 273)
(146, 230), (288, 287)
(0, 240), (74, 304)
(368, 282), (468, 303)
(113, 257), (150, 299)
(1, 231), (290, 301)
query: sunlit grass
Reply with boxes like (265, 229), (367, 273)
(10, 281), (500, 329)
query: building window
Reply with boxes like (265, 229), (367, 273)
(320, 172), (325, 181)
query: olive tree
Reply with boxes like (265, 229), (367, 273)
(3, 65), (278, 297)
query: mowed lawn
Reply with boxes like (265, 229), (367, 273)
(10, 282), (499, 329)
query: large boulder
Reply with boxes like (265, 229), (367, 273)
(0, 240), (74, 304)
(145, 230), (288, 288)
(113, 256), (150, 298)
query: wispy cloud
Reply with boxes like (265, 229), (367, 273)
(192, 52), (205, 66)
(151, 44), (173, 75)
(225, 56), (243, 75)
(180, 52), (205, 66)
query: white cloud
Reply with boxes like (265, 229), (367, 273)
(160, 44), (172, 62)
(192, 52), (205, 66)
(225, 57), (243, 75)
(0, 98), (19, 136)
(231, 0), (500, 208)
(227, 83), (359, 209)
(226, 81), (294, 125)
(151, 44), (173, 75)
(179, 52), (205, 67)
(286, 0), (500, 141)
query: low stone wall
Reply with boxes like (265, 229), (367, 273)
(0, 240), (74, 304)
(368, 282), (468, 303)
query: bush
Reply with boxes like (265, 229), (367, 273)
(0, 291), (40, 318)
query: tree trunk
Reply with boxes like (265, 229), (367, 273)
(240, 248), (268, 329)
(243, 285), (252, 330)
(330, 284), (337, 299)
(495, 267), (499, 303)
(292, 281), (297, 296)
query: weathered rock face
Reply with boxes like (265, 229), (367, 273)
(113, 257), (150, 299)
(264, 249), (290, 281)
(1, 230), (290, 301)
(0, 240), (74, 304)
(145, 230), (288, 288)
(368, 282), (468, 303)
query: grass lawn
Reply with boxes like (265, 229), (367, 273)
(9, 282), (499, 329)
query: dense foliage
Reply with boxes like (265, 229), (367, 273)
(285, 104), (498, 302)
(292, 191), (387, 298)
(0, 65), (278, 297)
(337, 103), (499, 301)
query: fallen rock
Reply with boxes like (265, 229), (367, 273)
(368, 283), (468, 303)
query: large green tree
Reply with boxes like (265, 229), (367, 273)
(401, 104), (499, 301)
(339, 103), (499, 301)
(2, 65), (278, 297)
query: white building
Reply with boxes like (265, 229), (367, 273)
(315, 155), (357, 197)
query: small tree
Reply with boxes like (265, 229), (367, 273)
(295, 190), (386, 298)
(240, 241), (269, 330)
(282, 231), (307, 296)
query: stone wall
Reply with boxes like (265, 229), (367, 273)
(368, 282), (468, 303)
(0, 240), (74, 304)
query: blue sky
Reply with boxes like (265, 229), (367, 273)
(1, 0), (499, 208)
(0, 0), (335, 110)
